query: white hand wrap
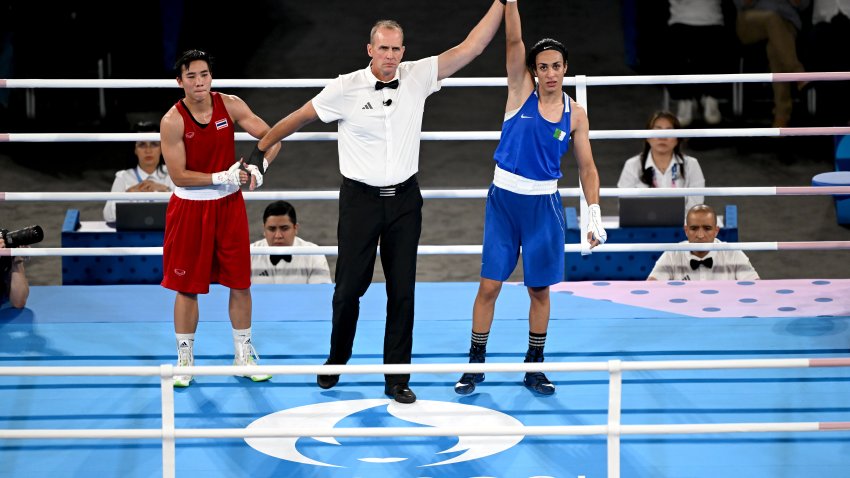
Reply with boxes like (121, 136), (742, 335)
(211, 161), (244, 186)
(587, 203), (607, 245)
(245, 163), (264, 189)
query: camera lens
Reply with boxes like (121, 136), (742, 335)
(4, 225), (44, 248)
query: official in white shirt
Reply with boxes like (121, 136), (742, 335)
(251, 201), (331, 285)
(617, 111), (706, 212)
(103, 122), (175, 224)
(648, 204), (759, 281)
(251, 2), (507, 404)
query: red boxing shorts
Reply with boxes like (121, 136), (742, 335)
(161, 191), (250, 294)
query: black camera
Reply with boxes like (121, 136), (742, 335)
(0, 225), (44, 248)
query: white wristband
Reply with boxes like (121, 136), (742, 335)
(587, 203), (607, 245)
(211, 172), (227, 185)
(211, 162), (243, 186)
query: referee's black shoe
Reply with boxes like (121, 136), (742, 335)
(316, 361), (339, 389)
(385, 383), (417, 404)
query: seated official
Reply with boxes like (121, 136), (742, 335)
(648, 204), (759, 281)
(251, 201), (332, 284)
(0, 239), (29, 309)
(617, 111), (705, 211)
(103, 121), (175, 224)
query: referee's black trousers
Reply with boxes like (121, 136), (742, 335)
(328, 176), (422, 387)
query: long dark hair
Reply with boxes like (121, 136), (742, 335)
(639, 111), (686, 187)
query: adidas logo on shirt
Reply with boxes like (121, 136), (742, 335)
(362, 102), (374, 110)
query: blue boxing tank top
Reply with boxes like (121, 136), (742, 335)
(493, 90), (571, 181)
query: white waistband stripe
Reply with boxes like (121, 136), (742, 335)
(493, 167), (558, 195)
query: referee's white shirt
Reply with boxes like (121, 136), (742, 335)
(649, 239), (760, 281)
(311, 56), (441, 187)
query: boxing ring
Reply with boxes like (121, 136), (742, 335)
(2, 73), (850, 478)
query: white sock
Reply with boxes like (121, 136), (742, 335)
(233, 327), (252, 355)
(176, 333), (194, 351)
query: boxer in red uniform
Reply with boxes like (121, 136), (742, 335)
(160, 50), (280, 387)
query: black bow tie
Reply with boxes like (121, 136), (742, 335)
(375, 79), (399, 90)
(270, 255), (292, 266)
(690, 257), (713, 270)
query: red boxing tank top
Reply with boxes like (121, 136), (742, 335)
(175, 92), (235, 174)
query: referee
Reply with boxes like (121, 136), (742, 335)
(253, 1), (507, 403)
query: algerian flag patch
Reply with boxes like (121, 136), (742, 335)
(553, 128), (567, 141)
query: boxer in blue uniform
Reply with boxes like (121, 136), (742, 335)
(455, 0), (607, 396)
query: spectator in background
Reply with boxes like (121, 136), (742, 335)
(251, 201), (331, 284)
(667, 0), (731, 126)
(648, 204), (759, 280)
(0, 238), (29, 309)
(733, 0), (810, 128)
(103, 121), (175, 224)
(617, 111), (705, 211)
(808, 0), (850, 126)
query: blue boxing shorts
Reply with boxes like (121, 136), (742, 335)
(480, 184), (565, 287)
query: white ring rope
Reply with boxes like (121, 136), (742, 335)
(4, 127), (850, 143)
(3, 72), (850, 144)
(6, 357), (848, 378)
(2, 71), (849, 89)
(1, 359), (848, 442)
(3, 186), (850, 202)
(1, 421), (847, 440)
(3, 185), (847, 257)
(5, 241), (850, 258)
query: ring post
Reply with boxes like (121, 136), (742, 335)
(160, 364), (176, 478)
(607, 359), (623, 478)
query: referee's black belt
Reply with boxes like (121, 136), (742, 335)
(343, 175), (418, 197)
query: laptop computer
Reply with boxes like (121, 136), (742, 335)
(115, 202), (168, 231)
(618, 197), (685, 227)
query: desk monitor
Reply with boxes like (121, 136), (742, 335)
(115, 202), (168, 231)
(618, 197), (685, 227)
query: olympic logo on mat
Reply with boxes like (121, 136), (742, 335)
(244, 399), (523, 468)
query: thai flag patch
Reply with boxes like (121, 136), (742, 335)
(215, 118), (228, 130)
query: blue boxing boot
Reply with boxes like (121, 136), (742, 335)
(454, 343), (486, 395)
(523, 345), (555, 395)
